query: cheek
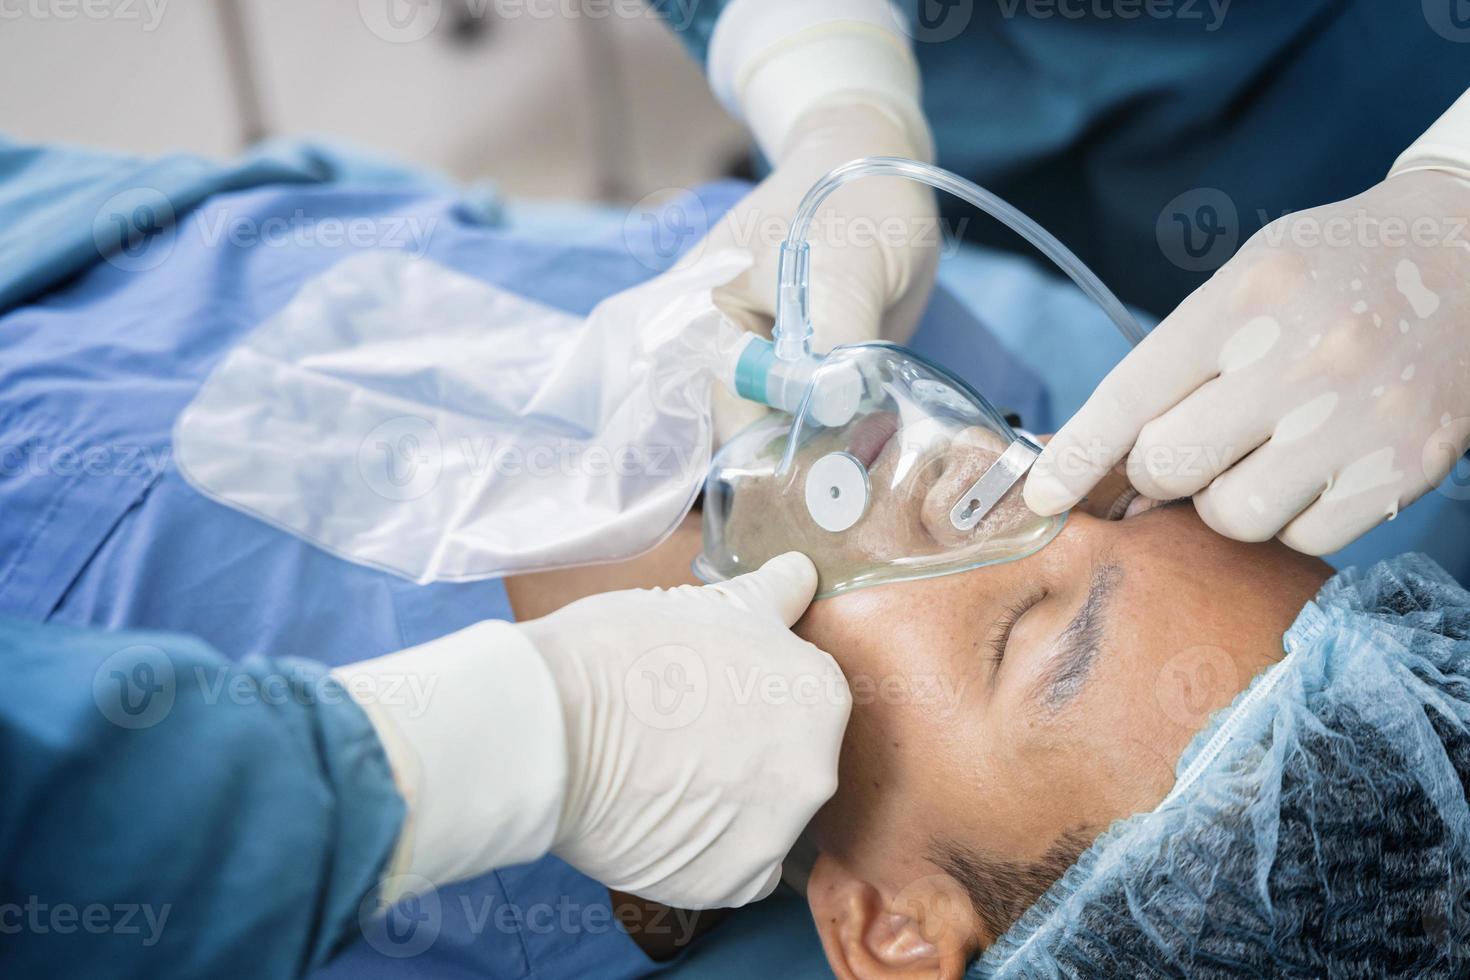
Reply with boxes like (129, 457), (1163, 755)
(1054, 674), (1192, 819)
(799, 589), (985, 863)
(813, 689), (979, 892)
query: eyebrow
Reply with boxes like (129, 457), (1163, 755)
(1030, 561), (1122, 710)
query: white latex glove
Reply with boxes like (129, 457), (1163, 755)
(698, 0), (941, 438)
(333, 553), (848, 910)
(696, 100), (929, 440)
(520, 552), (850, 909)
(702, 101), (940, 354)
(701, 102), (940, 439)
(1025, 166), (1470, 555)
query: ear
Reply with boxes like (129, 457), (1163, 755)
(807, 853), (976, 980)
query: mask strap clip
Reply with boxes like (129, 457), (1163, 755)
(949, 440), (1039, 531)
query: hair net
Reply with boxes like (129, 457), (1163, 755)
(972, 553), (1470, 979)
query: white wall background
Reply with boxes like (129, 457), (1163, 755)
(0, 0), (750, 201)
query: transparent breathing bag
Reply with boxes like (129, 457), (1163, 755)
(174, 248), (754, 582)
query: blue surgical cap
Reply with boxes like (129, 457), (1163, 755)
(972, 553), (1470, 978)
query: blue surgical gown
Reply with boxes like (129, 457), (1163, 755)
(0, 618), (405, 979)
(654, 0), (1470, 316)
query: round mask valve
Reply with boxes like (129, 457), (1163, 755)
(805, 452), (869, 533)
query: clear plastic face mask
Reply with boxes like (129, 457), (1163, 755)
(696, 156), (1148, 598)
(695, 343), (1066, 597)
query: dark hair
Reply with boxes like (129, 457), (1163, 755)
(928, 829), (1093, 946)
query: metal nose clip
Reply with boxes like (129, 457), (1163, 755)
(949, 440), (1039, 531)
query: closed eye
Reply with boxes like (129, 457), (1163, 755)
(986, 590), (1044, 671)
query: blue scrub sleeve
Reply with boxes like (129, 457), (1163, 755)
(0, 617), (406, 980)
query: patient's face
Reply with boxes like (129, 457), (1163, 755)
(795, 501), (1330, 977)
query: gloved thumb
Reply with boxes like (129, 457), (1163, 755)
(707, 552), (818, 628)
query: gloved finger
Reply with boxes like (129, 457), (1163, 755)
(1277, 470), (1422, 556)
(1125, 373), (1275, 500)
(1191, 438), (1329, 543)
(877, 238), (939, 347)
(1023, 289), (1228, 515)
(712, 277), (774, 336)
(806, 230), (937, 350)
(707, 551), (819, 627)
(712, 384), (774, 447)
(713, 243), (891, 352)
(807, 261), (887, 349)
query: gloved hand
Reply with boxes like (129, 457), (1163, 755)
(693, 101), (934, 437)
(703, 100), (940, 353)
(702, 101), (940, 439)
(520, 552), (850, 909)
(333, 553), (847, 910)
(1025, 166), (1470, 554)
(685, 0), (943, 439)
